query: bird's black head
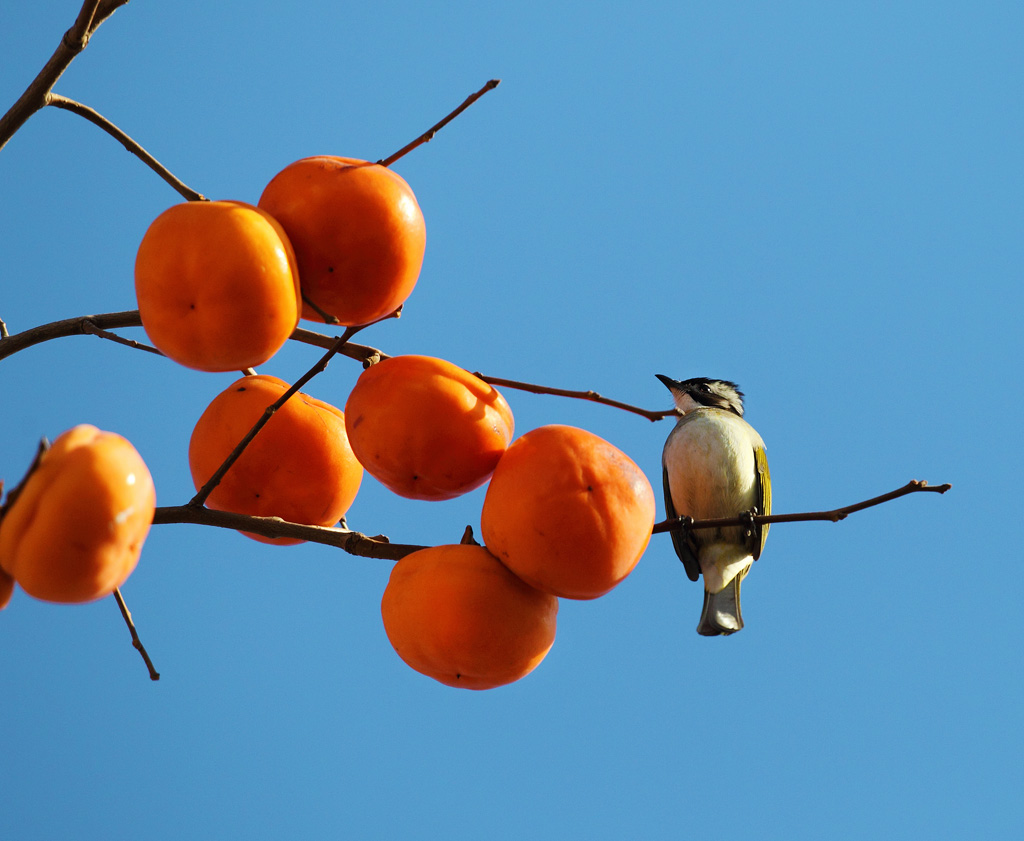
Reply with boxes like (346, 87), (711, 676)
(656, 375), (745, 416)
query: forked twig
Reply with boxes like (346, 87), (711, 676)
(0, 0), (131, 152)
(652, 480), (952, 535)
(113, 588), (160, 681)
(81, 319), (163, 356)
(0, 310), (146, 360)
(378, 79), (501, 167)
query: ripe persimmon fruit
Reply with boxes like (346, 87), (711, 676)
(481, 424), (656, 600)
(189, 375), (362, 545)
(381, 544), (558, 690)
(258, 157), (426, 326)
(135, 200), (301, 372)
(0, 425), (156, 604)
(344, 355), (514, 500)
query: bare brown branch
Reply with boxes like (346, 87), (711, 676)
(113, 587), (160, 681)
(45, 95), (206, 201)
(378, 79), (501, 167)
(0, 311), (145, 361)
(153, 506), (426, 561)
(652, 480), (952, 535)
(0, 0), (130, 152)
(473, 373), (678, 422)
(80, 319), (162, 355)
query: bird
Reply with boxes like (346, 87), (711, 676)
(656, 375), (771, 636)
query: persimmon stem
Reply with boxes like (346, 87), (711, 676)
(653, 480), (952, 535)
(153, 506), (426, 560)
(377, 78), (501, 167)
(45, 95), (206, 201)
(189, 330), (359, 508)
(113, 587), (160, 681)
(0, 0), (130, 152)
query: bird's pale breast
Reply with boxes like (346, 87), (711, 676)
(662, 408), (761, 525)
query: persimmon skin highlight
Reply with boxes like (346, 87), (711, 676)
(188, 375), (363, 545)
(258, 156), (426, 326)
(481, 424), (656, 600)
(344, 355), (514, 501)
(0, 425), (155, 604)
(135, 200), (301, 372)
(381, 544), (558, 690)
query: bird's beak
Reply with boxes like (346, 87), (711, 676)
(656, 374), (681, 391)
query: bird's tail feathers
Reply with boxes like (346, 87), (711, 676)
(698, 576), (743, 635)
(697, 544), (752, 636)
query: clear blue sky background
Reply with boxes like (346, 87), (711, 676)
(1, 1), (1021, 838)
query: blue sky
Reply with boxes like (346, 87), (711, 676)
(1, 1), (1021, 838)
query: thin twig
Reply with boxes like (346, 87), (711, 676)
(81, 319), (163, 355)
(473, 373), (677, 422)
(45, 95), (206, 201)
(112, 587), (160, 681)
(652, 480), (952, 535)
(0, 0), (130, 152)
(190, 330), (359, 507)
(377, 79), (501, 167)
(153, 506), (426, 561)
(301, 292), (341, 325)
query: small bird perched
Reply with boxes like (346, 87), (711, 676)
(657, 375), (771, 635)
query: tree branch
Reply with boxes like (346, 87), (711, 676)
(377, 79), (501, 167)
(112, 587), (159, 681)
(45, 95), (206, 201)
(153, 505), (426, 561)
(472, 373), (677, 422)
(0, 311), (682, 422)
(652, 480), (952, 535)
(0, 0), (130, 152)
(0, 311), (146, 361)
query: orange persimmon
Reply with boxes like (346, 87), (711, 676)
(0, 425), (155, 604)
(381, 544), (558, 690)
(258, 156), (426, 326)
(189, 375), (362, 545)
(344, 355), (513, 500)
(135, 200), (301, 372)
(481, 424), (656, 600)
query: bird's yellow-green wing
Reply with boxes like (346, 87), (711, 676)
(753, 445), (771, 560)
(662, 464), (701, 582)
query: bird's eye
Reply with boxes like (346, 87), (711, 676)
(699, 383), (711, 393)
